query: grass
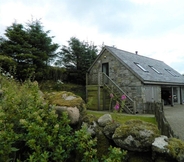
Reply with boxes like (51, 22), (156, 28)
(39, 80), (86, 100)
(87, 110), (157, 125)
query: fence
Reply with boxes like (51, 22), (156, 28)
(154, 102), (177, 138)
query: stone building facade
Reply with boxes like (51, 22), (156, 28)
(86, 46), (184, 114)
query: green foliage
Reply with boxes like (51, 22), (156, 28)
(75, 125), (98, 162)
(58, 37), (98, 84)
(39, 80), (86, 100)
(46, 66), (66, 81)
(102, 146), (127, 162)
(0, 75), (73, 161)
(87, 110), (157, 125)
(0, 74), (128, 161)
(0, 19), (59, 81)
(0, 55), (17, 75)
(86, 97), (94, 109)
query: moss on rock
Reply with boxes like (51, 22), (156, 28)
(114, 119), (159, 139)
(44, 91), (86, 112)
(82, 114), (98, 125)
(103, 121), (121, 139)
(113, 119), (160, 152)
(167, 138), (184, 161)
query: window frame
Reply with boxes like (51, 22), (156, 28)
(134, 62), (148, 72)
(165, 69), (178, 77)
(149, 65), (161, 74)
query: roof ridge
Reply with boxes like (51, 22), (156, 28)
(105, 45), (164, 63)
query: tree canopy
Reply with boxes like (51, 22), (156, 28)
(57, 37), (98, 84)
(0, 19), (59, 81)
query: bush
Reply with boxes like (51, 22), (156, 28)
(0, 74), (127, 161)
(0, 75), (74, 161)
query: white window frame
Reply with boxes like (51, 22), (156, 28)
(134, 62), (148, 72)
(149, 65), (161, 74)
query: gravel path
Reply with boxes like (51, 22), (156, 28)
(164, 105), (184, 141)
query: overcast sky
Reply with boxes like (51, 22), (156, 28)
(1, 0), (184, 73)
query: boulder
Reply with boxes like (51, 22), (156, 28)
(103, 121), (120, 139)
(81, 121), (97, 136)
(98, 114), (113, 127)
(44, 91), (86, 113)
(44, 91), (86, 124)
(81, 114), (98, 136)
(166, 138), (184, 162)
(55, 106), (80, 125)
(152, 135), (168, 154)
(112, 119), (159, 152)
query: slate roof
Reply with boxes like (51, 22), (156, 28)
(104, 46), (184, 85)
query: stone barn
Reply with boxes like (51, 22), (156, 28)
(86, 46), (184, 114)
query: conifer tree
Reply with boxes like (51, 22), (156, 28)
(58, 37), (98, 84)
(0, 19), (59, 80)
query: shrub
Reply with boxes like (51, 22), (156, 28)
(101, 146), (127, 162)
(0, 75), (74, 161)
(0, 74), (127, 161)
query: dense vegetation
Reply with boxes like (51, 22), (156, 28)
(0, 19), (98, 84)
(0, 74), (127, 161)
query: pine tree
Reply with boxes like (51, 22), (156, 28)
(0, 20), (59, 81)
(57, 37), (98, 84)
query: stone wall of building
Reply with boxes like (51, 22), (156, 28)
(88, 50), (145, 112)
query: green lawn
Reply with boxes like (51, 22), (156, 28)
(87, 110), (157, 125)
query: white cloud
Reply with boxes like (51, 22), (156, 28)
(1, 0), (184, 73)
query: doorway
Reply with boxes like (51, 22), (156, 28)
(102, 63), (109, 84)
(102, 63), (109, 76)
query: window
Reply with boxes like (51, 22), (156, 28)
(149, 65), (161, 74)
(165, 69), (178, 77)
(134, 62), (148, 72)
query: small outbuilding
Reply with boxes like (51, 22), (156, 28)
(86, 46), (184, 114)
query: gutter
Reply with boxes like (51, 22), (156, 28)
(143, 81), (184, 86)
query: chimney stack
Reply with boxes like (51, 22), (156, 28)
(135, 51), (138, 55)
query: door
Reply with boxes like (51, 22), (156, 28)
(145, 86), (160, 102)
(102, 63), (109, 84)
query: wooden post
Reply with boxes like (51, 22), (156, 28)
(98, 72), (101, 110)
(133, 101), (136, 114)
(86, 73), (88, 103)
(171, 87), (174, 106)
(179, 86), (184, 104)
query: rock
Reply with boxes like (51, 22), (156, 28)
(112, 119), (159, 152)
(82, 114), (98, 124)
(152, 135), (168, 154)
(103, 121), (120, 139)
(67, 107), (80, 125)
(45, 91), (86, 113)
(98, 114), (113, 127)
(152, 137), (184, 162)
(81, 114), (98, 136)
(166, 138), (184, 162)
(65, 96), (76, 100)
(45, 91), (86, 125)
(82, 121), (98, 136)
(54, 106), (80, 125)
